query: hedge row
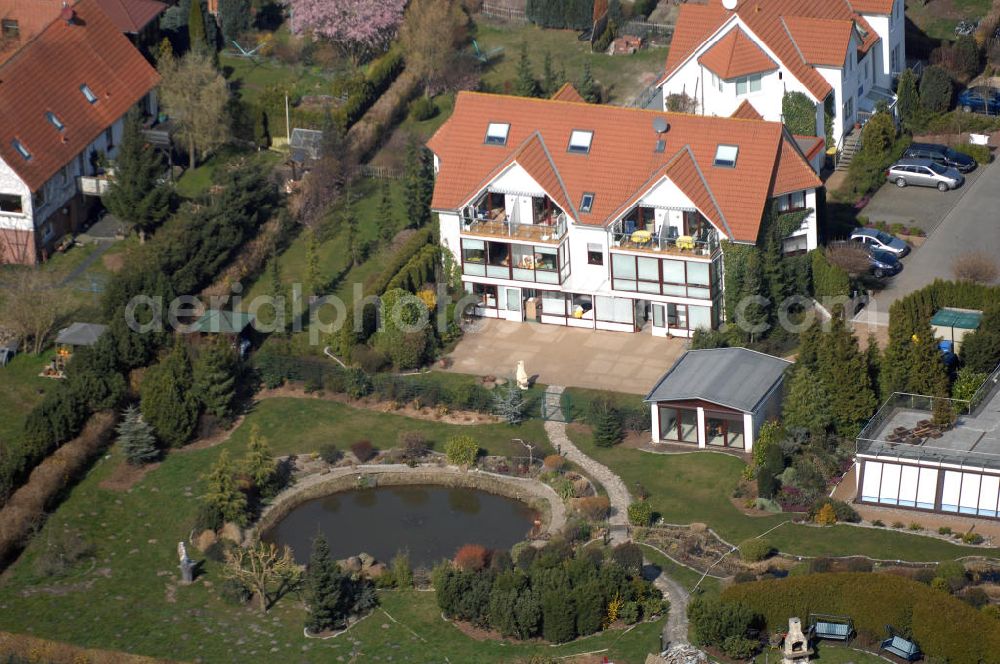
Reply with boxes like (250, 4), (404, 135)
(810, 249), (851, 300)
(385, 244), (440, 293)
(336, 49), (405, 132)
(722, 572), (1000, 663)
(367, 227), (435, 295)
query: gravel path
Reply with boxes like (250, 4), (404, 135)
(650, 557), (692, 648)
(542, 385), (631, 542)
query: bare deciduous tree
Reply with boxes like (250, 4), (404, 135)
(0, 268), (71, 354)
(399, 0), (468, 95)
(952, 251), (999, 284)
(223, 542), (301, 613)
(159, 51), (230, 169)
(825, 244), (872, 277)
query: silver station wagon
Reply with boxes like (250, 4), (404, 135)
(886, 158), (964, 191)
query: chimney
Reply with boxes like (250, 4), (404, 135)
(60, 1), (75, 25)
(781, 617), (814, 664)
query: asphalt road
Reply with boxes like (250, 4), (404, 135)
(861, 164), (986, 234)
(858, 158), (1000, 325)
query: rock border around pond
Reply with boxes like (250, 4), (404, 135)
(248, 464), (567, 546)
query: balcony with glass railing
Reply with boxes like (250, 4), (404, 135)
(461, 194), (567, 244)
(608, 217), (719, 258)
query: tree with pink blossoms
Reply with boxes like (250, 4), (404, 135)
(290, 0), (406, 64)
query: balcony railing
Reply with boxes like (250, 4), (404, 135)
(610, 226), (718, 257)
(462, 210), (567, 244)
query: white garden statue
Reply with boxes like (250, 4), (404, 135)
(516, 360), (529, 390)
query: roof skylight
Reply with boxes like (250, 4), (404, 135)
(568, 130), (593, 154)
(12, 139), (31, 160)
(713, 144), (738, 167)
(580, 192), (595, 213)
(46, 111), (65, 131)
(485, 122), (510, 146)
(80, 83), (98, 104)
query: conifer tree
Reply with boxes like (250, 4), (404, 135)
(303, 227), (322, 298)
(493, 382), (526, 425)
(103, 111), (171, 242)
(267, 256), (288, 334)
(403, 138), (433, 228)
(376, 180), (396, 242)
(304, 534), (347, 633)
(907, 322), (949, 397)
(795, 319), (822, 372)
(864, 334), (882, 401)
(782, 367), (832, 434)
(816, 310), (876, 437)
(188, 0), (207, 52)
(591, 399), (623, 447)
(117, 404), (159, 465)
(140, 342), (199, 447)
(515, 42), (540, 98)
(193, 338), (237, 420)
(204, 449), (248, 525)
(542, 50), (563, 96)
(577, 61), (598, 103)
(253, 109), (270, 149)
(243, 423), (277, 497)
(896, 68), (919, 128)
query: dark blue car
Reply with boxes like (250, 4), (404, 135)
(958, 87), (1000, 115)
(869, 249), (902, 278)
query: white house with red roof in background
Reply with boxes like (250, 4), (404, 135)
(0, 0), (160, 264)
(426, 89), (821, 338)
(655, 0), (905, 152)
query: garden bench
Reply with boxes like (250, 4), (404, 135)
(881, 635), (920, 661)
(814, 621), (850, 640)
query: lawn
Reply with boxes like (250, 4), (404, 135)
(475, 21), (667, 104)
(906, 0), (993, 43)
(0, 397), (663, 663)
(0, 352), (53, 443)
(175, 148), (283, 199)
(565, 426), (997, 561)
(638, 542), (720, 596)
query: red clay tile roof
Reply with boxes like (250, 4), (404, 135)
(730, 99), (764, 120)
(0, 0), (63, 64)
(0, 0), (159, 192)
(697, 27), (778, 79)
(793, 134), (826, 161)
(93, 0), (166, 33)
(782, 15), (854, 67)
(550, 82), (585, 103)
(772, 134), (822, 196)
(661, 0), (886, 101)
(427, 92), (818, 243)
(509, 132), (576, 219)
(847, 0), (894, 15)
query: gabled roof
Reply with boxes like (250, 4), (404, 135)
(730, 99), (764, 120)
(782, 15), (855, 67)
(793, 134), (826, 161)
(550, 82), (585, 103)
(93, 0), (166, 34)
(660, 0), (886, 101)
(427, 92), (818, 243)
(55, 322), (108, 346)
(772, 134), (822, 195)
(0, 0), (159, 192)
(644, 347), (791, 413)
(847, 0), (895, 15)
(697, 27), (778, 79)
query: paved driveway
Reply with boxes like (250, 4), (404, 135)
(861, 164), (985, 234)
(444, 318), (686, 394)
(857, 158), (1000, 326)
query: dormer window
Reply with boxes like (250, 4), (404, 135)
(46, 112), (65, 131)
(485, 122), (509, 145)
(580, 192), (595, 213)
(11, 139), (31, 160)
(568, 130), (593, 154)
(80, 84), (98, 104)
(714, 145), (738, 168)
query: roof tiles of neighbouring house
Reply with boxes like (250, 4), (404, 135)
(772, 135), (822, 196)
(781, 15), (856, 67)
(661, 0), (884, 101)
(93, 0), (166, 34)
(730, 99), (764, 120)
(847, 0), (895, 15)
(0, 0), (160, 192)
(550, 82), (585, 103)
(697, 27), (778, 79)
(426, 91), (819, 243)
(793, 134), (826, 161)
(644, 347), (792, 413)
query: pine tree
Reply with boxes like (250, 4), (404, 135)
(117, 404), (159, 465)
(188, 0), (207, 52)
(403, 138), (432, 228)
(243, 423), (277, 497)
(736, 250), (770, 343)
(864, 334), (882, 401)
(204, 449), (248, 526)
(515, 42), (540, 98)
(907, 322), (949, 396)
(492, 382), (526, 425)
(253, 109), (270, 149)
(376, 180), (396, 242)
(896, 68), (919, 128)
(591, 399), (623, 447)
(193, 338), (237, 420)
(816, 311), (877, 437)
(796, 319), (822, 372)
(303, 227), (321, 298)
(140, 342), (199, 448)
(782, 367), (832, 434)
(542, 50), (562, 96)
(102, 111), (171, 242)
(305, 534), (347, 633)
(577, 61), (598, 103)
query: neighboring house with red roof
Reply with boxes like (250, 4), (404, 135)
(0, 0), (160, 264)
(656, 0), (905, 152)
(427, 91), (821, 339)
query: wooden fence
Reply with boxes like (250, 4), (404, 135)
(361, 165), (404, 180)
(480, 1), (528, 23)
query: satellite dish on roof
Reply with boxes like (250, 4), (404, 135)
(653, 117), (670, 134)
(722, 0), (738, 10)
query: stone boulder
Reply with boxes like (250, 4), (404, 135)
(342, 556), (362, 572)
(364, 562), (387, 579)
(358, 552), (376, 569)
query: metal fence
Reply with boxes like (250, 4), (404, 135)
(621, 19), (674, 40)
(361, 165), (404, 180)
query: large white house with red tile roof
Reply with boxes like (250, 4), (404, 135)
(427, 91), (821, 338)
(656, 0), (905, 151)
(0, 0), (160, 264)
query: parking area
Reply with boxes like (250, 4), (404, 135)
(861, 163), (985, 233)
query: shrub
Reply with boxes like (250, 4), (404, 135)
(738, 539), (773, 562)
(319, 444), (342, 465)
(627, 500), (652, 526)
(909, 522), (923, 531)
(938, 526), (952, 535)
(391, 551), (413, 589)
(575, 495), (611, 521)
(814, 503), (837, 525)
(444, 435), (479, 466)
(454, 543), (489, 571)
(350, 440), (376, 462)
(962, 532), (984, 545)
(620, 600), (641, 624)
(612, 542), (643, 576)
(810, 498), (860, 523)
(408, 96), (437, 121)
(220, 577), (252, 605)
(961, 586), (989, 609)
(351, 344), (388, 373)
(871, 519), (885, 527)
(397, 431), (428, 460)
(951, 251), (998, 284)
(920, 65), (953, 113)
(931, 576), (952, 593)
(810, 249), (851, 298)
(543, 454), (566, 471)
(951, 142), (991, 164)
(590, 398), (623, 447)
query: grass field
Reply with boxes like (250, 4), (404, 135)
(565, 425), (996, 561)
(475, 21), (667, 104)
(0, 397), (660, 663)
(175, 148), (283, 199)
(0, 353), (53, 443)
(906, 0), (993, 42)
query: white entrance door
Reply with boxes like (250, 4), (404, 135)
(500, 286), (523, 322)
(651, 303), (668, 338)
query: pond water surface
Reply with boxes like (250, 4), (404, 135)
(264, 485), (538, 566)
